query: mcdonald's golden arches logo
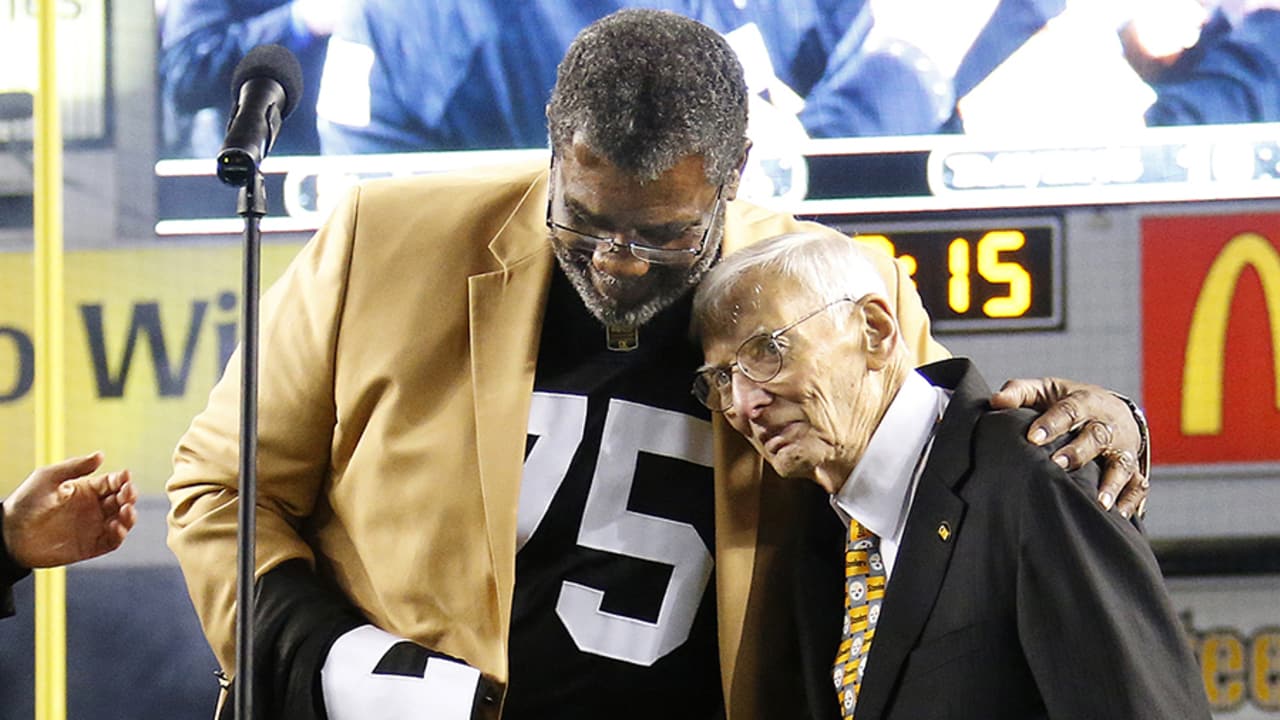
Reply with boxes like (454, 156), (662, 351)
(1142, 214), (1280, 465)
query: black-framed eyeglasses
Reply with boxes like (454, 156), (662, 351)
(692, 296), (856, 411)
(546, 180), (725, 266)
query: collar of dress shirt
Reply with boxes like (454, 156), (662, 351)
(832, 370), (949, 565)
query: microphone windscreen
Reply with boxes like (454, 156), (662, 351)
(230, 44), (304, 119)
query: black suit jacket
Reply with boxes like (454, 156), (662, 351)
(0, 506), (31, 619)
(790, 358), (1210, 720)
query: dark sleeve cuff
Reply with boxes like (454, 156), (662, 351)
(0, 506), (31, 620)
(0, 505), (32, 586)
(218, 559), (367, 720)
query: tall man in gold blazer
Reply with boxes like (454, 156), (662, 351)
(167, 10), (1149, 720)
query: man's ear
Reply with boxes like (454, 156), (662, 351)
(724, 140), (753, 202)
(859, 296), (898, 370)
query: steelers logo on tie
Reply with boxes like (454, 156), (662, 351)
(868, 601), (881, 625)
(869, 553), (884, 572)
(852, 538), (875, 550)
(848, 579), (866, 602)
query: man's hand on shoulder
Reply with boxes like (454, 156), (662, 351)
(991, 377), (1149, 519)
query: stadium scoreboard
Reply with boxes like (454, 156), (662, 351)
(847, 217), (1062, 333)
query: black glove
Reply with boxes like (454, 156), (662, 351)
(217, 559), (366, 720)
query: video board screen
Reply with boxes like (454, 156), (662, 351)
(154, 1), (1280, 234)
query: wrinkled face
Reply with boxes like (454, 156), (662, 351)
(548, 140), (731, 327)
(700, 278), (877, 490)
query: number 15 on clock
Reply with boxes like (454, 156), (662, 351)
(851, 217), (1063, 333)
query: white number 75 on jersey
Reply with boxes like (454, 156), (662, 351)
(519, 393), (716, 667)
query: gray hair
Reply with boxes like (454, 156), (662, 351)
(692, 232), (889, 339)
(546, 9), (749, 184)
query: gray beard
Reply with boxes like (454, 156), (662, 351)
(551, 226), (722, 329)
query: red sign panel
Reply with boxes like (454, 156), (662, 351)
(1142, 213), (1280, 465)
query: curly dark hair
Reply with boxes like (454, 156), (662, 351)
(546, 9), (749, 185)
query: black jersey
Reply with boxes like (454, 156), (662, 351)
(502, 269), (722, 718)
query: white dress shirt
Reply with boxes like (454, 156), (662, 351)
(831, 370), (950, 582)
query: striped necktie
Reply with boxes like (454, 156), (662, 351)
(832, 518), (886, 719)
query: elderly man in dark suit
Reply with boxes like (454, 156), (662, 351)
(690, 231), (1211, 720)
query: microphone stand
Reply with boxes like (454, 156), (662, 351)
(233, 168), (265, 720)
(216, 44), (299, 720)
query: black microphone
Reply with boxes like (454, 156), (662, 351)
(216, 44), (304, 187)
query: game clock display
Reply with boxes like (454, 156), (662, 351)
(847, 218), (1063, 333)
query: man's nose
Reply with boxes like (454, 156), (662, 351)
(591, 240), (651, 278)
(727, 372), (770, 420)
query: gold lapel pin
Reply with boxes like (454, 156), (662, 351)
(937, 521), (952, 542)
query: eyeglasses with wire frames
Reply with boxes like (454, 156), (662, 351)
(546, 181), (725, 266)
(692, 296), (856, 412)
